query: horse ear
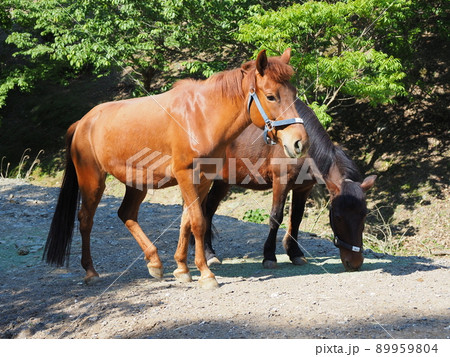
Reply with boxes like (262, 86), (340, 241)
(326, 163), (341, 196)
(360, 175), (377, 192)
(280, 48), (291, 64)
(325, 179), (341, 197)
(256, 49), (268, 76)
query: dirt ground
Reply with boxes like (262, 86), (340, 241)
(0, 178), (449, 339)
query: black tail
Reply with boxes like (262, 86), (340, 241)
(43, 123), (79, 266)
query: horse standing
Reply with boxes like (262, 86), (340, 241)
(203, 98), (376, 271)
(43, 49), (309, 289)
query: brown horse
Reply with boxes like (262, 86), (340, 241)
(202, 98), (376, 271)
(43, 49), (309, 289)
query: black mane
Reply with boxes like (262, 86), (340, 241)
(294, 98), (362, 183)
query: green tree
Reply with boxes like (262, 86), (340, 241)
(237, 0), (410, 126)
(0, 0), (286, 110)
(1, 0), (173, 108)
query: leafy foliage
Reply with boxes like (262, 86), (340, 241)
(243, 208), (270, 224)
(237, 0), (410, 126)
(372, 0), (449, 68)
(0, 0), (274, 107)
(2, 0), (171, 104)
(1, 0), (446, 129)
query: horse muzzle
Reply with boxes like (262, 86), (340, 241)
(339, 249), (364, 271)
(279, 128), (309, 158)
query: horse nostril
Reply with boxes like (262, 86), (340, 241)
(345, 260), (361, 272)
(345, 261), (354, 271)
(294, 140), (303, 155)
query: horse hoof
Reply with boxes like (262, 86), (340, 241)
(148, 266), (164, 281)
(84, 275), (100, 286)
(198, 277), (219, 290)
(263, 260), (277, 269)
(173, 270), (193, 283)
(207, 256), (222, 266)
(292, 256), (307, 266)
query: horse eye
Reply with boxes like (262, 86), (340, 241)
(266, 95), (276, 102)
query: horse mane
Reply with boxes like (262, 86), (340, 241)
(174, 56), (295, 102)
(208, 56), (294, 100)
(241, 56), (295, 83)
(333, 146), (362, 182)
(265, 59), (295, 83)
(172, 67), (246, 102)
(294, 99), (362, 183)
(206, 67), (246, 101)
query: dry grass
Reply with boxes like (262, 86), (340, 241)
(1, 149), (44, 180)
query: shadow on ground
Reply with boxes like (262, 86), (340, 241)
(0, 180), (448, 339)
(121, 315), (450, 339)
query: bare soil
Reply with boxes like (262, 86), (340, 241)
(0, 178), (449, 339)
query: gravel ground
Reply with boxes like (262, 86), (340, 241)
(0, 178), (449, 339)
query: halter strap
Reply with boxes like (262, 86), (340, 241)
(333, 236), (364, 253)
(247, 89), (303, 145)
(329, 208), (364, 253)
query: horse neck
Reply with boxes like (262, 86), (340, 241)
(204, 75), (252, 146)
(221, 105), (251, 144)
(330, 147), (362, 183)
(297, 102), (360, 182)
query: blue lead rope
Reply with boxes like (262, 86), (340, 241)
(247, 90), (303, 145)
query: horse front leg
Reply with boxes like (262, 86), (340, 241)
(263, 178), (289, 269)
(174, 170), (218, 289)
(282, 187), (312, 265)
(173, 205), (193, 283)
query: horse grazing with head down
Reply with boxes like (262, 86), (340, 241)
(43, 49), (309, 289)
(202, 98), (376, 271)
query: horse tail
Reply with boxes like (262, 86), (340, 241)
(43, 122), (80, 266)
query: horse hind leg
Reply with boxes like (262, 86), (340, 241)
(203, 180), (231, 266)
(118, 185), (163, 280)
(77, 170), (106, 285)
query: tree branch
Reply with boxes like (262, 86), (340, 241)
(325, 79), (347, 107)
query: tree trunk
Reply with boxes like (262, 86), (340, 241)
(142, 66), (156, 92)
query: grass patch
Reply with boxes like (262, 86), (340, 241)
(242, 208), (269, 224)
(364, 205), (409, 255)
(1, 149), (44, 180)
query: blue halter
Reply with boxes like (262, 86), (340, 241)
(247, 89), (304, 145)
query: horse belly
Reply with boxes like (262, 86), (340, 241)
(220, 157), (273, 189)
(86, 99), (177, 188)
